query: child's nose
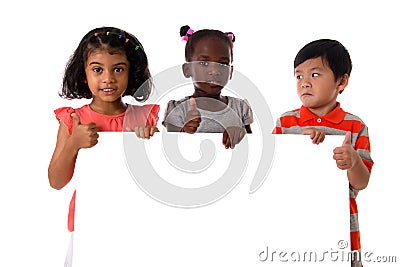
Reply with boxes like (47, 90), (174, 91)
(207, 63), (220, 75)
(102, 70), (116, 83)
(301, 78), (311, 88)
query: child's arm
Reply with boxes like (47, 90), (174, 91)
(333, 132), (370, 190)
(48, 113), (98, 190)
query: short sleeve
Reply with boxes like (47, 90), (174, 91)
(241, 99), (254, 126)
(54, 107), (75, 135)
(162, 100), (186, 128)
(124, 104), (160, 131)
(146, 104), (160, 126)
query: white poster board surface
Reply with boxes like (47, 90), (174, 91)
(73, 133), (350, 266)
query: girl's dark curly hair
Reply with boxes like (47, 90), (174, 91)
(61, 26), (152, 101)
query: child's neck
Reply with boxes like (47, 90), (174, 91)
(307, 102), (338, 117)
(89, 99), (127, 115)
(192, 92), (228, 112)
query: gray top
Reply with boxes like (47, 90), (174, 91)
(162, 96), (253, 133)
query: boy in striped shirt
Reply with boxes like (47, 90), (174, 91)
(273, 39), (373, 267)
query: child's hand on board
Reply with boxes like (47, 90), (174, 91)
(302, 128), (326, 144)
(70, 113), (99, 150)
(183, 98), (201, 134)
(133, 125), (159, 139)
(222, 126), (246, 149)
(333, 131), (358, 170)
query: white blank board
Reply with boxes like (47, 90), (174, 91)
(73, 133), (350, 266)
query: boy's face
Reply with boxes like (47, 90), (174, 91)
(183, 37), (233, 98)
(295, 56), (348, 116)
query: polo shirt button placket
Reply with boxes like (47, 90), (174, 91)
(317, 118), (322, 123)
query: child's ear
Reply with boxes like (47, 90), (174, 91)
(337, 74), (349, 94)
(182, 63), (191, 78)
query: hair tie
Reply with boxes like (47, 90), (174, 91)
(134, 45), (139, 50)
(227, 33), (234, 40)
(182, 28), (194, 42)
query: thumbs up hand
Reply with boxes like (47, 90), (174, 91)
(70, 113), (99, 150)
(182, 98), (202, 134)
(333, 131), (357, 170)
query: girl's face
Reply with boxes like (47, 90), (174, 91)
(185, 37), (232, 98)
(295, 56), (348, 116)
(85, 49), (130, 105)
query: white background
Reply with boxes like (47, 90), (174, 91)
(0, 0), (399, 266)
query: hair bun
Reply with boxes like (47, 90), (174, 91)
(225, 32), (236, 43)
(180, 25), (191, 37)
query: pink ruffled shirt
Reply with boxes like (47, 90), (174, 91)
(54, 104), (160, 231)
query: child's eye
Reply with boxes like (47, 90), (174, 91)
(93, 67), (103, 73)
(218, 62), (230, 68)
(312, 73), (319, 77)
(114, 67), (124, 73)
(199, 61), (210, 66)
(296, 75), (303, 80)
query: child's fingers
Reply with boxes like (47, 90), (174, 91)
(342, 131), (352, 146)
(184, 120), (200, 134)
(184, 125), (197, 134)
(314, 131), (325, 144)
(222, 131), (228, 146)
(134, 126), (142, 138)
(150, 126), (159, 136)
(225, 137), (231, 149)
(189, 97), (197, 110)
(71, 113), (81, 127)
(186, 109), (201, 123)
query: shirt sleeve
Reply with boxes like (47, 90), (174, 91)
(241, 99), (254, 126)
(124, 104), (160, 131)
(54, 107), (75, 135)
(355, 125), (374, 173)
(146, 104), (160, 126)
(272, 117), (282, 134)
(162, 100), (186, 128)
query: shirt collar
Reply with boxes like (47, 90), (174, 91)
(299, 102), (346, 124)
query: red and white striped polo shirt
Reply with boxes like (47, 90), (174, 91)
(273, 102), (373, 267)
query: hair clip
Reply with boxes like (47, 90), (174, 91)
(118, 34), (123, 39)
(125, 38), (129, 43)
(134, 45), (139, 50)
(94, 32), (99, 37)
(106, 32), (110, 36)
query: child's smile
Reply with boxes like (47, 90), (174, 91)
(85, 50), (130, 104)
